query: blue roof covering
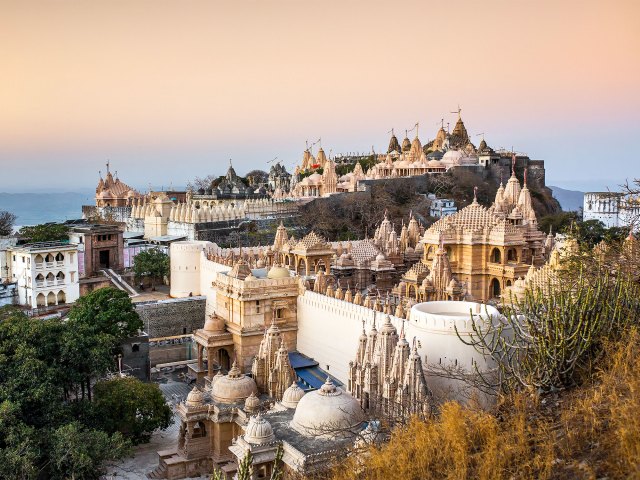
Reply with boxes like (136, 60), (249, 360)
(288, 351), (343, 391)
(288, 351), (318, 369)
(295, 367), (343, 391)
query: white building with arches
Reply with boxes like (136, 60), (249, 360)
(6, 241), (80, 309)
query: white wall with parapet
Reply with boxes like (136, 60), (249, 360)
(169, 241), (211, 298)
(297, 291), (501, 400)
(199, 250), (231, 319)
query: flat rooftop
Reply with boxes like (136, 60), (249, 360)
(11, 241), (77, 251)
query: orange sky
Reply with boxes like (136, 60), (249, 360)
(0, 0), (639, 191)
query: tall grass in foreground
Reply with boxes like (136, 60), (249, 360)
(331, 328), (640, 480)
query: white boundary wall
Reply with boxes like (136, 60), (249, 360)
(297, 291), (500, 399)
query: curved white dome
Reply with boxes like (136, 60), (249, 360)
(244, 414), (275, 444)
(281, 382), (305, 409)
(210, 362), (258, 404)
(291, 378), (364, 438)
(442, 150), (463, 166)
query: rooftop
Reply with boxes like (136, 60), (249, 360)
(11, 241), (77, 251)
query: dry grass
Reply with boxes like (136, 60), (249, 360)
(331, 329), (640, 480)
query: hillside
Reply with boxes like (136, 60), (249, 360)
(549, 185), (584, 212)
(298, 170), (561, 241)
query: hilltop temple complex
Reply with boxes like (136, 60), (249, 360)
(79, 112), (557, 478)
(287, 111), (546, 199)
(153, 161), (559, 477)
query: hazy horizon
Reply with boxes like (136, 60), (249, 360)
(1, 0), (638, 192)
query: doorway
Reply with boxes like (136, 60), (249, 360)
(99, 250), (110, 269)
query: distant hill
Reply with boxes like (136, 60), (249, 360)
(549, 185), (584, 212)
(0, 191), (93, 228)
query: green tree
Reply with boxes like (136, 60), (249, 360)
(0, 210), (17, 236)
(538, 211), (579, 235)
(93, 377), (172, 444)
(18, 223), (69, 242)
(64, 288), (142, 400)
(133, 248), (170, 290)
(0, 401), (39, 480)
(49, 422), (130, 480)
(67, 287), (142, 340)
(0, 294), (147, 478)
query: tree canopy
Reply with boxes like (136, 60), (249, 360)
(0, 210), (17, 236)
(93, 376), (172, 444)
(18, 223), (69, 242)
(133, 247), (170, 289)
(0, 288), (167, 479)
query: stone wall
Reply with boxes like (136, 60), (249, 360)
(149, 337), (195, 367)
(120, 333), (151, 381)
(135, 296), (206, 338)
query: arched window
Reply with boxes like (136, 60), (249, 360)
(55, 252), (64, 262)
(36, 293), (46, 307)
(57, 291), (66, 304)
(490, 248), (501, 263)
(507, 248), (517, 262)
(192, 421), (206, 438)
(47, 291), (56, 306)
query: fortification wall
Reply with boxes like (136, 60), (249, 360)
(135, 296), (206, 338)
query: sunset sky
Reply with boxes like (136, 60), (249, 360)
(1, 0), (638, 192)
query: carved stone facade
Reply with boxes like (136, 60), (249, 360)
(348, 314), (431, 420)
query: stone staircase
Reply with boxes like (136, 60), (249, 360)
(146, 463), (167, 479)
(101, 268), (139, 297)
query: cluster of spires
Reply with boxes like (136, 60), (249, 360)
(348, 315), (431, 418)
(251, 321), (296, 402)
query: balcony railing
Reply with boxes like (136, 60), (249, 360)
(34, 279), (65, 288)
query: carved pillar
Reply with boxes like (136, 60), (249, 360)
(197, 344), (204, 370)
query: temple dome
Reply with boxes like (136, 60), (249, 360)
(244, 414), (275, 444)
(210, 362), (258, 404)
(291, 378), (364, 438)
(442, 150), (463, 166)
(281, 382), (306, 409)
(185, 387), (205, 408)
(267, 265), (291, 279)
(203, 314), (225, 332)
(244, 392), (260, 413)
